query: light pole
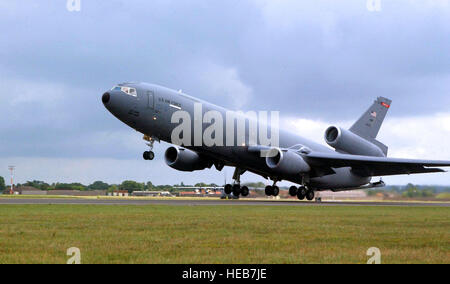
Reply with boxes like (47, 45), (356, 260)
(8, 166), (15, 195)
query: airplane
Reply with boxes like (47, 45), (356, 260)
(173, 186), (223, 195)
(102, 83), (450, 201)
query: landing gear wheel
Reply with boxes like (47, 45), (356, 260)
(289, 186), (298, 197)
(143, 135), (156, 160)
(306, 190), (315, 201)
(232, 184), (241, 197)
(297, 187), (306, 200)
(272, 186), (280, 197)
(224, 184), (232, 195)
(241, 186), (249, 197)
(265, 186), (273, 196)
(143, 151), (155, 160)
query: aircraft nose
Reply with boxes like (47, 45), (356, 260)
(102, 92), (110, 104)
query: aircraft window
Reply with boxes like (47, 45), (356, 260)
(111, 86), (138, 97)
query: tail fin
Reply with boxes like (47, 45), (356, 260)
(349, 97), (392, 156)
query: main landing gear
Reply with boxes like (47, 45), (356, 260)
(143, 135), (156, 161)
(288, 185), (315, 201)
(224, 168), (249, 198)
(224, 184), (250, 197)
(265, 184), (280, 197)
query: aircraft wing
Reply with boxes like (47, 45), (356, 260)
(304, 152), (450, 177)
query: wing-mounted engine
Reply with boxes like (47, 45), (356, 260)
(266, 148), (311, 175)
(164, 147), (213, 172)
(325, 126), (386, 157)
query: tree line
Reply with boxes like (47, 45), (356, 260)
(2, 177), (449, 196)
(0, 178), (220, 194)
(366, 183), (450, 198)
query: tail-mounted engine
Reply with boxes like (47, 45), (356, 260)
(325, 126), (386, 157)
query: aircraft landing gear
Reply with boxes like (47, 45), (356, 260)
(289, 186), (298, 197)
(265, 185), (272, 196)
(292, 185), (315, 201)
(306, 189), (315, 201)
(265, 181), (280, 197)
(240, 186), (249, 197)
(297, 186), (307, 200)
(224, 184), (249, 198)
(143, 151), (155, 161)
(224, 184), (232, 195)
(224, 168), (248, 198)
(143, 135), (157, 161)
(232, 184), (241, 196)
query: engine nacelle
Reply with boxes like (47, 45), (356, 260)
(266, 148), (311, 175)
(164, 147), (212, 172)
(325, 126), (385, 157)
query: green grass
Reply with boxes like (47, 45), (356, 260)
(0, 195), (83, 199)
(0, 205), (448, 264)
(436, 193), (450, 200)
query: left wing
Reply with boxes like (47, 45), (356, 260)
(304, 152), (450, 177)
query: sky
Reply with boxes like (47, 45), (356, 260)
(1, 0), (450, 186)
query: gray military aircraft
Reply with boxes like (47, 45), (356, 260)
(102, 83), (450, 200)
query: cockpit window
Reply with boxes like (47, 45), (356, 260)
(111, 86), (137, 97)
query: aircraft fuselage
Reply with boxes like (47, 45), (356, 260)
(103, 82), (371, 191)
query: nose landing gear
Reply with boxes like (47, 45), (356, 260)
(143, 151), (155, 161)
(143, 135), (158, 161)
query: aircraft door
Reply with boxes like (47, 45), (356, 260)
(145, 90), (163, 138)
(147, 91), (155, 110)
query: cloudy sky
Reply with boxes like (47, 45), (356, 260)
(1, 0), (450, 186)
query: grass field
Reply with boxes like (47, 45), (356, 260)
(0, 195), (83, 199)
(437, 193), (450, 200)
(0, 204), (448, 264)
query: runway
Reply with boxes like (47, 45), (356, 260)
(0, 198), (448, 207)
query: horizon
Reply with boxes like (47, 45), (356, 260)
(5, 179), (450, 189)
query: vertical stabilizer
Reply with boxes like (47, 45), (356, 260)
(349, 97), (392, 156)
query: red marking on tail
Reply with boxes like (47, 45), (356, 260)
(381, 102), (390, 108)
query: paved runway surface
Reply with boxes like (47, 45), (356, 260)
(0, 198), (448, 207)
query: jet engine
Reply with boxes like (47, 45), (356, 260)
(325, 126), (385, 157)
(266, 148), (311, 175)
(164, 147), (212, 172)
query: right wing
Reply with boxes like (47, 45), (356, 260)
(304, 152), (450, 177)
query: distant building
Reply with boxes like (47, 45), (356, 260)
(16, 186), (47, 196)
(316, 190), (373, 200)
(132, 191), (173, 197)
(111, 190), (129, 197)
(12, 186), (107, 197)
(178, 191), (222, 198)
(49, 190), (107, 196)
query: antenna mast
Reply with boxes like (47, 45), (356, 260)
(8, 166), (15, 195)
